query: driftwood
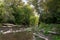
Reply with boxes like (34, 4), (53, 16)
(48, 31), (60, 35)
(0, 27), (32, 34)
(33, 33), (48, 40)
(0, 23), (59, 40)
(39, 29), (60, 35)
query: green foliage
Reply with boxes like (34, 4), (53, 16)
(38, 23), (60, 35)
(30, 0), (60, 24)
(52, 35), (60, 40)
(0, 0), (38, 26)
(30, 16), (39, 26)
(40, 0), (60, 23)
(0, 23), (2, 27)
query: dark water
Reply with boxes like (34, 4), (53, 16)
(0, 27), (46, 40)
(0, 31), (33, 40)
(0, 27), (33, 40)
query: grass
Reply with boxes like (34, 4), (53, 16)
(38, 23), (60, 40)
(51, 35), (60, 40)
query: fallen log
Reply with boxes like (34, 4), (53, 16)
(33, 33), (48, 40)
(48, 31), (60, 35)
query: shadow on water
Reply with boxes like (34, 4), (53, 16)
(0, 31), (33, 40)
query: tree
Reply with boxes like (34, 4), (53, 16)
(29, 0), (60, 24)
(47, 0), (60, 24)
(28, 0), (44, 26)
(0, 0), (38, 26)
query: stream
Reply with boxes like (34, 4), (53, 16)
(0, 27), (49, 40)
